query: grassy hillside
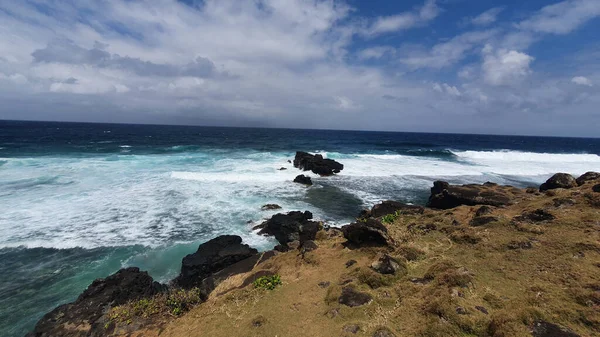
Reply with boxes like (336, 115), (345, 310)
(112, 179), (600, 337)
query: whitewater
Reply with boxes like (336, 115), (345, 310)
(2, 149), (599, 250)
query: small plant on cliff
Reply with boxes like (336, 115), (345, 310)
(165, 288), (203, 316)
(381, 211), (401, 224)
(253, 274), (282, 290)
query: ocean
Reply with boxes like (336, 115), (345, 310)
(1, 120), (599, 336)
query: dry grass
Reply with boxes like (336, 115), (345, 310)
(117, 178), (600, 337)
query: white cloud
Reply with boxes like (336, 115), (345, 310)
(482, 45), (535, 85)
(571, 76), (593, 86)
(471, 7), (503, 26)
(0, 0), (599, 136)
(400, 30), (497, 69)
(433, 83), (461, 97)
(365, 0), (439, 36)
(518, 0), (600, 35)
(357, 46), (395, 60)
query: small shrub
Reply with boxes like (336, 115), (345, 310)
(253, 274), (282, 290)
(381, 212), (399, 224)
(165, 288), (203, 315)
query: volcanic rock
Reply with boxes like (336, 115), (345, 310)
(293, 174), (313, 186)
(427, 181), (513, 209)
(475, 206), (494, 217)
(338, 287), (372, 307)
(371, 254), (404, 275)
(532, 321), (580, 337)
(514, 209), (555, 223)
(576, 171), (600, 186)
(175, 235), (258, 288)
(27, 267), (164, 337)
(293, 151), (344, 176)
(257, 211), (322, 246)
(261, 204), (282, 211)
(539, 173), (577, 192)
(370, 200), (425, 218)
(342, 218), (391, 247)
(470, 216), (499, 227)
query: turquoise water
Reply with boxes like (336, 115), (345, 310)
(1, 120), (600, 336)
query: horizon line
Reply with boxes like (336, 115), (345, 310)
(1, 118), (599, 140)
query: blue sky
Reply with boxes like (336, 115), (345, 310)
(0, 0), (599, 136)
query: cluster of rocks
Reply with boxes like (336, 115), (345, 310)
(293, 151), (344, 176)
(289, 151), (344, 186)
(27, 268), (165, 337)
(253, 210), (322, 250)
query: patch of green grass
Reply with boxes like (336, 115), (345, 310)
(253, 274), (282, 290)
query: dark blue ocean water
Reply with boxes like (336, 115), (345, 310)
(1, 120), (599, 337)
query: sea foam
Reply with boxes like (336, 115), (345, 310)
(0, 149), (598, 250)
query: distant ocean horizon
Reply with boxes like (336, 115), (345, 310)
(1, 119), (600, 336)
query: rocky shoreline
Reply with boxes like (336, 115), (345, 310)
(26, 155), (600, 337)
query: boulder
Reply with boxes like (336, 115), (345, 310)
(257, 211), (322, 246)
(371, 254), (404, 275)
(27, 267), (164, 337)
(338, 287), (372, 307)
(532, 321), (580, 337)
(293, 151), (344, 176)
(261, 204), (282, 211)
(300, 240), (319, 253)
(370, 200), (425, 218)
(342, 218), (391, 247)
(553, 198), (575, 207)
(593, 184), (600, 193)
(469, 216), (499, 227)
(175, 235), (258, 288)
(514, 209), (555, 223)
(539, 173), (577, 192)
(293, 174), (313, 186)
(427, 181), (513, 209)
(576, 171), (600, 186)
(475, 206), (494, 217)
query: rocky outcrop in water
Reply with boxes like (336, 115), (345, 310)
(427, 181), (514, 209)
(256, 211), (322, 246)
(174, 235), (258, 289)
(293, 174), (313, 186)
(27, 267), (164, 337)
(293, 151), (343, 176)
(539, 173), (578, 192)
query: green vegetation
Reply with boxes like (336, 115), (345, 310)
(253, 274), (282, 290)
(381, 211), (400, 224)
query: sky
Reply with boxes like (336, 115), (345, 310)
(0, 0), (599, 137)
